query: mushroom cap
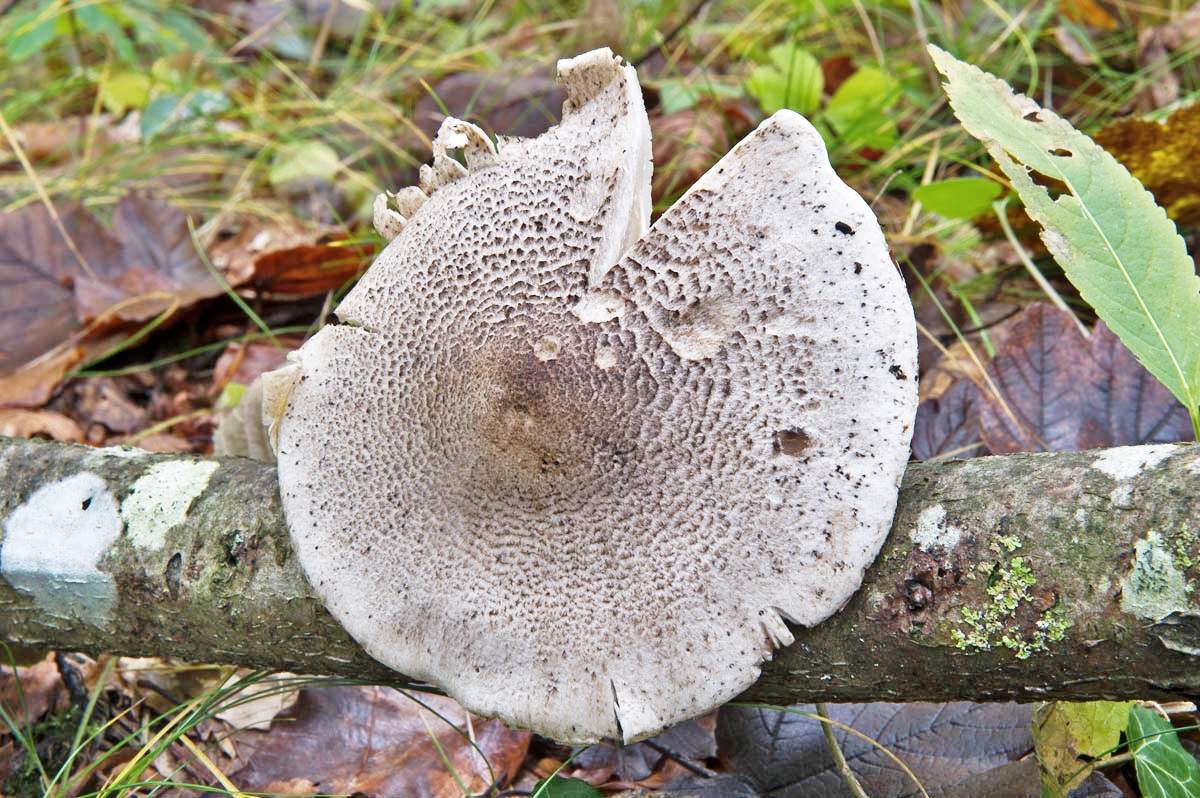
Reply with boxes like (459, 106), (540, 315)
(269, 49), (917, 743)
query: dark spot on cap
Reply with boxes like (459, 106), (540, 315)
(773, 429), (812, 457)
(835, 221), (855, 235)
(889, 364), (907, 381)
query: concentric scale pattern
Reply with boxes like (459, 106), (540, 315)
(268, 49), (917, 743)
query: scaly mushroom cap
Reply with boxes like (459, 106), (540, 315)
(267, 49), (917, 743)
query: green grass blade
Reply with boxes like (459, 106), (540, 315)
(928, 45), (1200, 437)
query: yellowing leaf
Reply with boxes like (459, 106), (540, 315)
(929, 45), (1200, 435)
(1094, 103), (1200, 225)
(101, 70), (152, 114)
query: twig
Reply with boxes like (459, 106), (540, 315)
(816, 702), (871, 798)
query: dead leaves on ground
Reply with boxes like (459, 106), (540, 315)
(912, 303), (1195, 460)
(209, 217), (374, 298)
(0, 194), (370, 427)
(1095, 102), (1200, 226)
(1, 657), (532, 798)
(234, 687), (530, 796)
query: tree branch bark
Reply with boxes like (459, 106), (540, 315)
(1, 435), (1198, 703)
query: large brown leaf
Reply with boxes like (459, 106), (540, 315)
(0, 201), (123, 375)
(231, 686), (531, 798)
(979, 304), (1194, 453)
(73, 192), (225, 323)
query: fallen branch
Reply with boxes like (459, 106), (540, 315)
(0, 435), (1198, 703)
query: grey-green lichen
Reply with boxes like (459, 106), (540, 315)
(950, 538), (1071, 659)
(1121, 531), (1195, 621)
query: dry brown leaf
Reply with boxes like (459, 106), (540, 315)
(1094, 102), (1200, 225)
(414, 71), (567, 143)
(1135, 4), (1200, 110)
(0, 654), (65, 727)
(212, 338), (300, 394)
(1054, 25), (1097, 65)
(74, 192), (227, 323)
(214, 672), (300, 731)
(232, 686), (531, 798)
(0, 342), (89, 408)
(0, 408), (84, 442)
(209, 219), (372, 297)
(0, 201), (124, 374)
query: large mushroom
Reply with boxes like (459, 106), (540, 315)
(261, 48), (917, 743)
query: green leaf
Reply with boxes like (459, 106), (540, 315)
(746, 44), (823, 115)
(824, 66), (900, 149)
(913, 178), (1003, 219)
(656, 79), (743, 114)
(532, 775), (602, 798)
(100, 70), (152, 114)
(1128, 706), (1200, 798)
(74, 4), (134, 63)
(929, 44), (1200, 434)
(4, 2), (60, 62)
(269, 141), (340, 188)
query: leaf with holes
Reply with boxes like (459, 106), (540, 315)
(929, 45), (1200, 435)
(1128, 706), (1200, 798)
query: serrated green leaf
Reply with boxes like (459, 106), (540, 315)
(913, 178), (1002, 219)
(1128, 706), (1200, 798)
(532, 775), (602, 798)
(929, 45), (1200, 434)
(745, 44), (823, 115)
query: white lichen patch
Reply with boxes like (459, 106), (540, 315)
(910, 504), (963, 551)
(1121, 531), (1191, 622)
(1091, 444), (1177, 481)
(1, 472), (121, 626)
(121, 460), (219, 550)
(1189, 457), (1200, 477)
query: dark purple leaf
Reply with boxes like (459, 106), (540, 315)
(712, 702), (1033, 797)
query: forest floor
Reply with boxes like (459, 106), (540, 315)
(0, 0), (1198, 796)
